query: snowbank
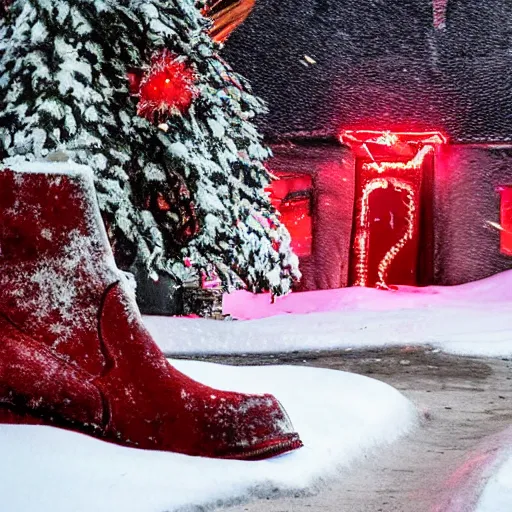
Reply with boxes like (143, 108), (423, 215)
(477, 450), (512, 512)
(224, 269), (512, 319)
(146, 270), (512, 357)
(0, 359), (416, 512)
(435, 427), (512, 512)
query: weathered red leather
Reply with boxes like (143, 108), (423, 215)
(0, 166), (302, 459)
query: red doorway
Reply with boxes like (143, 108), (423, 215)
(340, 130), (446, 289)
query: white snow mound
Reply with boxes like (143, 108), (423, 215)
(0, 359), (416, 512)
(147, 270), (512, 358)
(477, 443), (512, 512)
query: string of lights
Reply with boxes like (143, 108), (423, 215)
(352, 145), (434, 288)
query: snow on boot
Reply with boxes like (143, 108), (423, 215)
(0, 161), (302, 459)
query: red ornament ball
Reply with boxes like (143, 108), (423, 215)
(137, 51), (196, 122)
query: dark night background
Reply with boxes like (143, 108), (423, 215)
(224, 0), (512, 142)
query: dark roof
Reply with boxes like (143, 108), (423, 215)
(223, 0), (512, 143)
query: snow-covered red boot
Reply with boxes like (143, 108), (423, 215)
(0, 162), (302, 459)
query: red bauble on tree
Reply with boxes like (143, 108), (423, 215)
(137, 50), (196, 122)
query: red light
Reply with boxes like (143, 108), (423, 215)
(267, 173), (313, 257)
(500, 186), (512, 256)
(342, 130), (446, 289)
(340, 130), (447, 145)
(137, 50), (196, 122)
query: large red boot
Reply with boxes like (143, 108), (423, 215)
(0, 162), (302, 459)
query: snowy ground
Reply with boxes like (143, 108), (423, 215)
(0, 359), (416, 512)
(146, 270), (512, 357)
(217, 351), (512, 512)
(477, 445), (512, 512)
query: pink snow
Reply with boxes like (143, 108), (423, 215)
(223, 270), (512, 320)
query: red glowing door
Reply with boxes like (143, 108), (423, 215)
(350, 161), (423, 287)
(342, 131), (444, 289)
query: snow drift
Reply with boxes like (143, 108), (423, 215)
(146, 270), (512, 358)
(0, 359), (416, 512)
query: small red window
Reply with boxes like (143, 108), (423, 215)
(499, 186), (512, 256)
(267, 173), (313, 257)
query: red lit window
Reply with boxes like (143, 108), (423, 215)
(267, 173), (313, 257)
(500, 186), (512, 256)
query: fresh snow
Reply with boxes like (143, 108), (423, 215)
(2, 156), (93, 177)
(146, 270), (512, 358)
(0, 359), (416, 512)
(433, 427), (512, 512)
(477, 449), (512, 512)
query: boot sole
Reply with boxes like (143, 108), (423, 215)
(218, 432), (303, 460)
(0, 405), (303, 460)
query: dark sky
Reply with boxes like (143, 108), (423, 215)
(223, 0), (512, 142)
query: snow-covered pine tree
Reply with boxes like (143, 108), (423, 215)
(131, 0), (301, 295)
(0, 0), (196, 281)
(1, 0), (300, 303)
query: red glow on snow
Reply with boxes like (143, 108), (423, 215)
(137, 51), (195, 122)
(432, 451), (496, 512)
(342, 130), (446, 289)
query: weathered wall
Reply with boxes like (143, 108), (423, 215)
(270, 142), (354, 290)
(433, 145), (512, 285)
(271, 143), (512, 291)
